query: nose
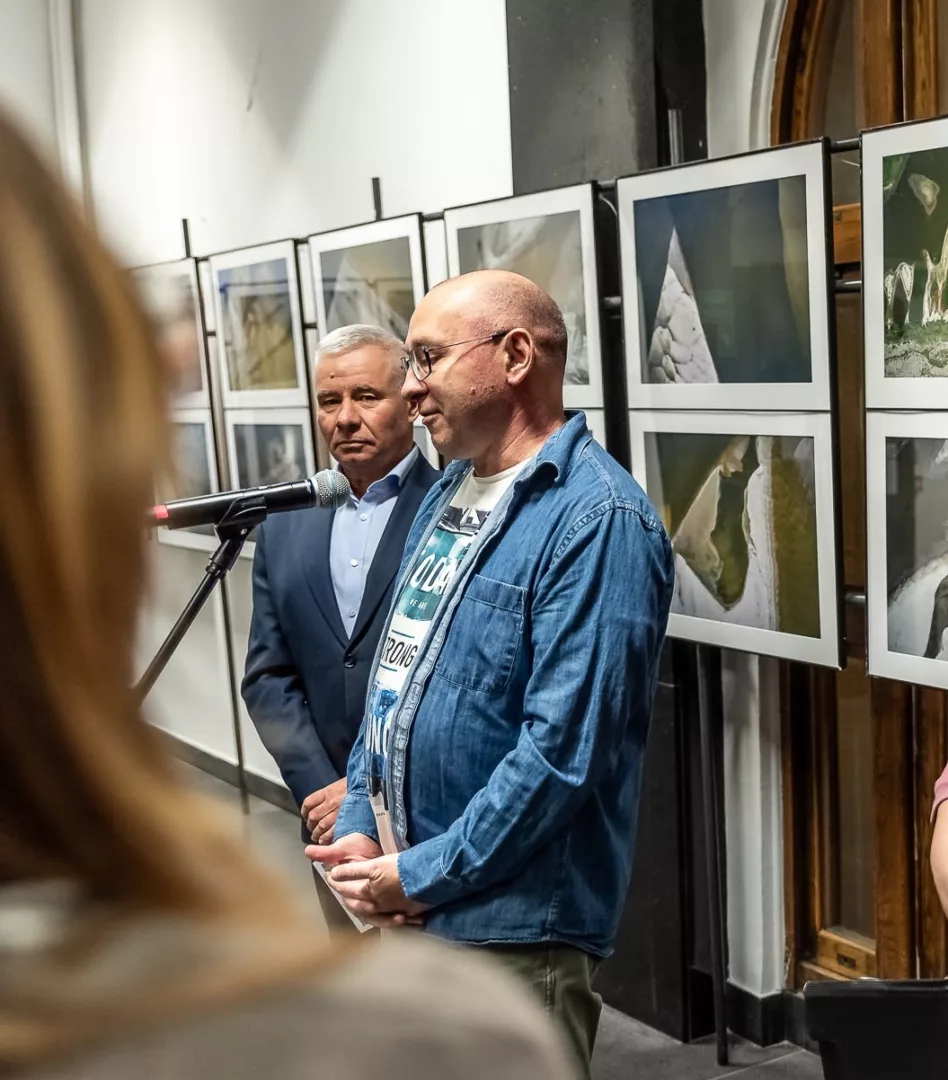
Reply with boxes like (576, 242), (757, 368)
(336, 397), (360, 431)
(401, 368), (426, 404)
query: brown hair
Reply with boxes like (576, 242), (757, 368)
(0, 113), (329, 1066)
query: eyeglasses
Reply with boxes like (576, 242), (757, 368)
(401, 329), (513, 381)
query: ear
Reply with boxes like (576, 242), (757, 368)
(405, 397), (419, 422)
(503, 328), (534, 387)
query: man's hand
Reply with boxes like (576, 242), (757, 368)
(301, 777), (347, 844)
(305, 832), (382, 871)
(325, 853), (430, 929)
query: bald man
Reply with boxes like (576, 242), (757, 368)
(310, 271), (674, 1075)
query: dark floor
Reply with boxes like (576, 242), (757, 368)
(179, 761), (824, 1080)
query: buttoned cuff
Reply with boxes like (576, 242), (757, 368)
(397, 835), (468, 908)
(334, 793), (379, 845)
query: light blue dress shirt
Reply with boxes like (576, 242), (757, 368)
(329, 447), (419, 638)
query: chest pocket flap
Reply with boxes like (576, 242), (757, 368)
(434, 574), (526, 694)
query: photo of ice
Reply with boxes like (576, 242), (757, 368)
(319, 236), (415, 339)
(232, 422), (308, 489)
(885, 437), (948, 658)
(217, 257), (299, 393)
(645, 431), (820, 637)
(882, 147), (948, 378)
(632, 176), (811, 386)
(456, 210), (590, 385)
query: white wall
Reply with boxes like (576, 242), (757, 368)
(703, 0), (790, 999)
(0, 0), (58, 160)
(81, 0), (513, 266)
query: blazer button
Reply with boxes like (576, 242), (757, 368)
(343, 655), (356, 669)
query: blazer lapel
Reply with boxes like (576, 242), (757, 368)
(350, 459), (437, 646)
(300, 505), (348, 647)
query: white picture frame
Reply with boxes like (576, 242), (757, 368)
(863, 117), (948, 410)
(629, 409), (840, 667)
(584, 408), (606, 448)
(156, 409), (220, 553)
(209, 240), (308, 409)
(618, 140), (832, 412)
(308, 215), (426, 342)
(224, 408), (316, 559)
(131, 258), (208, 409)
(444, 184), (604, 410)
(866, 410), (948, 688)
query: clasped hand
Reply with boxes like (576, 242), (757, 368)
(306, 834), (429, 929)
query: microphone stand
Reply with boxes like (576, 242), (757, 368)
(136, 495), (272, 702)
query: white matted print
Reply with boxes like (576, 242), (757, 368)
(629, 410), (840, 666)
(156, 410), (219, 552)
(309, 215), (426, 341)
(210, 241), (307, 408)
(444, 185), (603, 409)
(863, 117), (948, 409)
(132, 259), (208, 408)
(224, 408), (316, 557)
(619, 141), (831, 411)
(867, 411), (948, 688)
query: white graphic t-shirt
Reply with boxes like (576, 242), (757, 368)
(366, 459), (530, 853)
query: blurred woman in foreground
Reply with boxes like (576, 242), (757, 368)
(0, 111), (574, 1080)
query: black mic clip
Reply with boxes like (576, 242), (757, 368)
(205, 495), (271, 580)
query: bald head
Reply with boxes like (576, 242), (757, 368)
(426, 270), (568, 375)
(403, 270), (569, 472)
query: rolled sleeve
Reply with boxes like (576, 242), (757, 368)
(333, 715), (380, 844)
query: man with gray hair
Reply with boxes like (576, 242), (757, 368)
(242, 324), (440, 932)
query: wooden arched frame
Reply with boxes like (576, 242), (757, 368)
(770, 0), (948, 987)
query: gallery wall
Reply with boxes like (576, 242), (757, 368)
(80, 0), (514, 266)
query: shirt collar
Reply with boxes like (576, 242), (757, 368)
(342, 445), (419, 504)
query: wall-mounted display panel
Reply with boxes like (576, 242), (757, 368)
(309, 214), (427, 341)
(629, 409), (840, 666)
(863, 117), (948, 409)
(224, 408), (316, 557)
(156, 409), (220, 553)
(444, 184), (604, 409)
(867, 411), (948, 688)
(132, 258), (208, 408)
(210, 241), (308, 409)
(619, 140), (832, 412)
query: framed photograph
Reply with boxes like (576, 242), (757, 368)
(156, 409), (219, 552)
(618, 140), (832, 412)
(866, 411), (948, 688)
(444, 185), (603, 409)
(863, 117), (948, 409)
(224, 408), (316, 557)
(132, 259), (208, 407)
(309, 215), (426, 341)
(629, 410), (840, 666)
(585, 409), (606, 448)
(210, 241), (308, 408)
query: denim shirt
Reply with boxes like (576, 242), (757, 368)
(335, 412), (674, 956)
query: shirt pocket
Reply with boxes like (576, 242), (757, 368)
(434, 573), (525, 694)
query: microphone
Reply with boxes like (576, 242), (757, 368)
(148, 469), (351, 530)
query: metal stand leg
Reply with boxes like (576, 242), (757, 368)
(696, 643), (728, 1066)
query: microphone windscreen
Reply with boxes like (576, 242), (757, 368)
(314, 469), (351, 509)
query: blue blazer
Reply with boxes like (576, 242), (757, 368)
(241, 454), (440, 810)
